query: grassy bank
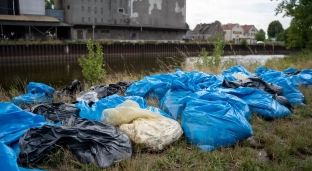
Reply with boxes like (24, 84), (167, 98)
(2, 51), (312, 171)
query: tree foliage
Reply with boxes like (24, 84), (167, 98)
(255, 33), (265, 42)
(45, 0), (54, 9)
(78, 39), (106, 82)
(267, 20), (284, 38)
(274, 0), (312, 48)
(186, 23), (190, 30)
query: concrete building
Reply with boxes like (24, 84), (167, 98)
(222, 23), (244, 44)
(0, 0), (70, 41)
(192, 22), (224, 41)
(54, 0), (187, 40)
(241, 25), (258, 44)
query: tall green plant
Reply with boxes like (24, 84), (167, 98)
(78, 39), (106, 82)
(196, 36), (224, 70)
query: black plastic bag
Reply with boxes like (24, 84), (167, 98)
(222, 77), (293, 111)
(29, 103), (80, 123)
(19, 116), (132, 168)
(56, 80), (83, 97)
(77, 81), (135, 104)
(222, 77), (283, 95)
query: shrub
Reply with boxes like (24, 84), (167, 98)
(78, 39), (106, 82)
(241, 39), (248, 48)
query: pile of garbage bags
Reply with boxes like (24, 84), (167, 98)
(2, 65), (312, 170)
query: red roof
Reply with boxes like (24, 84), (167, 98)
(221, 24), (239, 30)
(241, 25), (254, 35)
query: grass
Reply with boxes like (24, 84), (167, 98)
(2, 51), (312, 171)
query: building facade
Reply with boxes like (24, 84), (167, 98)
(222, 23), (244, 44)
(241, 25), (258, 44)
(55, 0), (187, 40)
(192, 22), (224, 41)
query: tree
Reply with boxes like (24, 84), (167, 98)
(255, 31), (265, 41)
(267, 20), (284, 38)
(274, 0), (312, 48)
(214, 20), (221, 24)
(186, 22), (190, 30)
(45, 0), (54, 9)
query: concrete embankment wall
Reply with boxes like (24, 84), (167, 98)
(0, 43), (298, 60)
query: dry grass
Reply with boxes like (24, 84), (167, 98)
(2, 51), (312, 171)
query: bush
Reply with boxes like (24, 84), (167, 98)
(241, 39), (248, 48)
(78, 39), (106, 82)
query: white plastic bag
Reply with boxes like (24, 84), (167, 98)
(102, 100), (183, 150)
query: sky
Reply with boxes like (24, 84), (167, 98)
(186, 0), (291, 32)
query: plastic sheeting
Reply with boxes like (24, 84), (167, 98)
(0, 142), (44, 171)
(217, 87), (292, 119)
(56, 80), (83, 97)
(222, 77), (283, 96)
(159, 89), (193, 120)
(76, 94), (169, 121)
(221, 65), (255, 81)
(181, 91), (253, 151)
(255, 66), (305, 105)
(0, 103), (49, 171)
(19, 116), (132, 169)
(77, 81), (134, 103)
(28, 103), (80, 123)
(287, 69), (312, 87)
(103, 100), (183, 150)
(126, 69), (223, 100)
(12, 82), (55, 107)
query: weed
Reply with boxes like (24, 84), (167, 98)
(78, 39), (106, 82)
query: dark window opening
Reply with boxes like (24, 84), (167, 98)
(118, 8), (124, 13)
(68, 6), (70, 10)
(101, 30), (110, 34)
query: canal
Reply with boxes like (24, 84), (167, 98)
(0, 55), (285, 90)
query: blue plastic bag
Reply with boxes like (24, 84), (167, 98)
(159, 89), (193, 120)
(290, 70), (312, 87)
(12, 82), (55, 106)
(126, 69), (223, 100)
(0, 142), (44, 171)
(217, 87), (292, 119)
(0, 103), (47, 148)
(76, 94), (170, 121)
(181, 91), (253, 151)
(0, 103), (48, 171)
(255, 67), (305, 106)
(222, 65), (255, 81)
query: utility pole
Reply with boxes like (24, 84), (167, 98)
(12, 0), (15, 15)
(92, 11), (95, 40)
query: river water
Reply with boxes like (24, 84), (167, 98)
(0, 55), (284, 90)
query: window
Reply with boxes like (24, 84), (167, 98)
(81, 6), (84, 11)
(101, 30), (110, 34)
(101, 8), (103, 14)
(118, 8), (124, 13)
(67, 6), (70, 9)
(88, 17), (91, 22)
(82, 17), (84, 22)
(101, 18), (103, 23)
(88, 7), (91, 12)
(95, 7), (97, 14)
(95, 18), (97, 23)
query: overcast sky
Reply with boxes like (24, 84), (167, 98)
(186, 0), (291, 32)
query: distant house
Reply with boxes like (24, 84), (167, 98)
(192, 22), (224, 41)
(241, 25), (258, 44)
(222, 23), (244, 43)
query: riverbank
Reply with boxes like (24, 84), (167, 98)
(1, 51), (312, 171)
